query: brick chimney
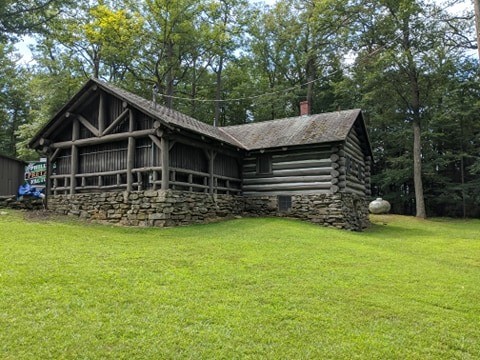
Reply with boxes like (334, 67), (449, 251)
(300, 101), (310, 116)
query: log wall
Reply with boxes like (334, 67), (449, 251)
(343, 126), (370, 196)
(242, 145), (339, 196)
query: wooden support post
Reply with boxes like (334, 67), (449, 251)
(188, 173), (193, 192)
(98, 92), (105, 135)
(126, 110), (135, 192)
(208, 150), (217, 194)
(161, 136), (170, 190)
(127, 138), (135, 191)
(137, 172), (142, 191)
(152, 170), (157, 190)
(70, 119), (79, 194)
(45, 154), (52, 204)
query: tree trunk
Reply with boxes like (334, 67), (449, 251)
(306, 55), (315, 114)
(412, 119), (426, 218)
(474, 0), (480, 61)
(401, 19), (426, 219)
(165, 41), (174, 109)
(214, 55), (223, 127)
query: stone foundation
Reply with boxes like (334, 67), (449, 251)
(46, 190), (369, 230)
(48, 190), (244, 227)
(0, 195), (45, 210)
(244, 193), (369, 231)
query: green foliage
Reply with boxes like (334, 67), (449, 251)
(0, 213), (479, 358)
(0, 43), (29, 157)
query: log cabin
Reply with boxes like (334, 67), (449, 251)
(29, 79), (373, 230)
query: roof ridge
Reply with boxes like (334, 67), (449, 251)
(221, 109), (361, 130)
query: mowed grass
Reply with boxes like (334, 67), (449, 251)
(0, 211), (479, 359)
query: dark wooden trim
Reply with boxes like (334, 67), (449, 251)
(70, 119), (79, 194)
(161, 137), (169, 190)
(77, 114), (100, 137)
(51, 129), (156, 149)
(103, 108), (129, 136)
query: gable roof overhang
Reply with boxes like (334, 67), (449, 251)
(29, 79), (373, 160)
(29, 79), (245, 151)
(222, 109), (373, 158)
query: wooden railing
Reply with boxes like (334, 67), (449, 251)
(50, 167), (241, 195)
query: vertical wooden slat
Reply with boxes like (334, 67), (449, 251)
(70, 118), (79, 194)
(152, 170), (157, 190)
(161, 136), (170, 190)
(98, 92), (105, 135)
(46, 154), (52, 201)
(126, 110), (135, 191)
(188, 173), (193, 192)
(208, 150), (217, 194)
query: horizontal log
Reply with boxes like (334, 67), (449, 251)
(214, 174), (242, 182)
(330, 185), (339, 193)
(245, 150), (331, 163)
(76, 184), (127, 191)
(271, 147), (331, 158)
(330, 154), (339, 162)
(345, 188), (366, 197)
(170, 181), (209, 190)
(132, 166), (163, 173)
(244, 167), (334, 178)
(216, 186), (241, 193)
(52, 129), (156, 149)
(243, 182), (332, 191)
(347, 181), (366, 193)
(243, 175), (332, 185)
(243, 189), (331, 196)
(344, 142), (364, 160)
(171, 167), (209, 178)
(75, 169), (128, 178)
(272, 159), (331, 170)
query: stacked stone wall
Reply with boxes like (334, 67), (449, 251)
(48, 190), (244, 227)
(244, 193), (369, 231)
(46, 190), (369, 230)
(0, 195), (45, 210)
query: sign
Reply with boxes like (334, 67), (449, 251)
(25, 161), (47, 187)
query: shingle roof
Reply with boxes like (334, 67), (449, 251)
(92, 79), (246, 148)
(30, 79), (367, 153)
(221, 110), (362, 150)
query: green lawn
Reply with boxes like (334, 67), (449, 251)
(0, 211), (479, 359)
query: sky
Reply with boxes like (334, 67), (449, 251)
(14, 0), (474, 65)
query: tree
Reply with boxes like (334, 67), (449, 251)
(0, 0), (71, 39)
(0, 44), (29, 157)
(348, 0), (478, 217)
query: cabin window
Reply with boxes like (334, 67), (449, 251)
(257, 154), (272, 174)
(278, 195), (292, 212)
